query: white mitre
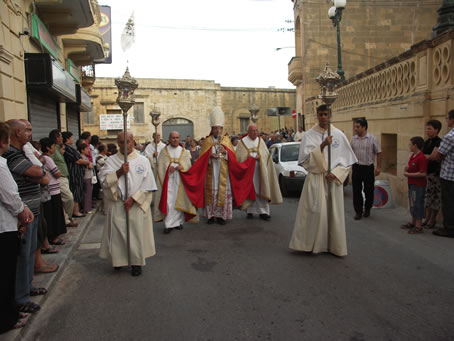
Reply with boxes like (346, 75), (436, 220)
(209, 106), (224, 127)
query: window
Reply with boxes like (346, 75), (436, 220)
(83, 110), (94, 124)
(134, 103), (144, 123)
(240, 118), (249, 134)
(381, 133), (397, 175)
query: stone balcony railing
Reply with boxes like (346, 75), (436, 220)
(288, 56), (303, 86)
(304, 30), (454, 115)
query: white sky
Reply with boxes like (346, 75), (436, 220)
(95, 0), (295, 89)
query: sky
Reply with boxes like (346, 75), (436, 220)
(95, 0), (296, 89)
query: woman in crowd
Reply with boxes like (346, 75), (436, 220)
(78, 143), (94, 214)
(40, 138), (67, 245)
(189, 139), (200, 164)
(61, 132), (89, 218)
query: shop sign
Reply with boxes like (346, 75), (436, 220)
(31, 13), (59, 60)
(100, 114), (131, 130)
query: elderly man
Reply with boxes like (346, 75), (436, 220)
(430, 110), (454, 238)
(98, 132), (157, 277)
(3, 119), (49, 313)
(154, 131), (198, 234)
(144, 132), (166, 168)
(236, 124), (282, 220)
(289, 105), (357, 257)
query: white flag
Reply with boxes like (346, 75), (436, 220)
(121, 12), (135, 52)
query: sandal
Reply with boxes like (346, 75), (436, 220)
(41, 247), (58, 254)
(400, 222), (415, 229)
(72, 213), (86, 218)
(13, 319), (27, 329)
(34, 263), (59, 274)
(18, 302), (40, 314)
(425, 222), (436, 229)
(30, 287), (48, 296)
(50, 238), (65, 245)
(19, 312), (30, 319)
(408, 227), (424, 234)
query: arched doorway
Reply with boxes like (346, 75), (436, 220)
(162, 118), (194, 142)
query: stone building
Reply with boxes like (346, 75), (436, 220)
(289, 0), (453, 208)
(0, 0), (109, 139)
(82, 77), (296, 144)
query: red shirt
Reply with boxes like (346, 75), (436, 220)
(407, 152), (427, 187)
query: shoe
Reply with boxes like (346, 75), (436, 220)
(72, 213), (86, 218)
(217, 218), (226, 225)
(363, 209), (370, 218)
(175, 224), (184, 230)
(247, 213), (253, 219)
(259, 214), (271, 221)
(163, 228), (172, 234)
(41, 247), (58, 254)
(18, 302), (40, 314)
(30, 287), (47, 296)
(433, 228), (454, 238)
(131, 266), (142, 276)
(354, 213), (362, 220)
(207, 217), (215, 224)
(66, 221), (78, 227)
(114, 266), (122, 271)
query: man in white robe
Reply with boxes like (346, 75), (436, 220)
(99, 132), (157, 276)
(289, 105), (357, 257)
(236, 124), (282, 220)
(154, 131), (198, 234)
(144, 132), (166, 170)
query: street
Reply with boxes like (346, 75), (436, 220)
(20, 187), (454, 341)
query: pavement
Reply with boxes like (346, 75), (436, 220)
(0, 203), (101, 341)
(3, 187), (454, 340)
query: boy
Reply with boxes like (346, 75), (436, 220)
(401, 136), (427, 234)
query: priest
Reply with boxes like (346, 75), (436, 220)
(154, 131), (198, 234)
(236, 123), (282, 220)
(98, 132), (157, 276)
(144, 132), (166, 171)
(289, 105), (357, 257)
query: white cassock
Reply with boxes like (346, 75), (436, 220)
(289, 125), (357, 257)
(145, 141), (166, 168)
(241, 136), (269, 215)
(164, 145), (185, 229)
(98, 150), (158, 267)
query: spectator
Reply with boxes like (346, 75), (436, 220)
(422, 120), (442, 229)
(198, 138), (204, 147)
(189, 139), (200, 164)
(294, 127), (305, 142)
(49, 129), (77, 227)
(78, 143), (94, 214)
(80, 131), (93, 163)
(401, 137), (427, 234)
(96, 144), (108, 215)
(431, 110), (454, 237)
(90, 135), (101, 201)
(231, 136), (240, 151)
(62, 132), (89, 218)
(266, 133), (280, 148)
(40, 137), (67, 247)
(184, 135), (192, 150)
(107, 143), (118, 156)
(3, 119), (48, 314)
(0, 121), (34, 332)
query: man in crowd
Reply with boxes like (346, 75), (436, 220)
(236, 123), (282, 220)
(98, 132), (157, 276)
(430, 110), (454, 238)
(294, 126), (305, 142)
(350, 118), (382, 220)
(289, 105), (357, 257)
(144, 132), (166, 172)
(3, 120), (49, 313)
(266, 133), (280, 148)
(49, 129), (77, 227)
(154, 131), (198, 234)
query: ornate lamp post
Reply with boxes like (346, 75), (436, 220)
(115, 67), (138, 267)
(328, 0), (346, 82)
(316, 63), (341, 172)
(249, 103), (260, 123)
(149, 104), (161, 165)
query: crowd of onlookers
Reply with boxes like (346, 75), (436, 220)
(0, 119), (114, 333)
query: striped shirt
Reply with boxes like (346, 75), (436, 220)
(43, 155), (61, 195)
(439, 128), (454, 181)
(3, 145), (41, 216)
(350, 133), (381, 166)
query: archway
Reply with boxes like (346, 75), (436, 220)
(162, 117), (194, 142)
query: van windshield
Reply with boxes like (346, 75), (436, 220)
(280, 144), (300, 162)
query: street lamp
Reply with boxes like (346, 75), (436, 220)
(115, 66), (138, 267)
(328, 0), (346, 82)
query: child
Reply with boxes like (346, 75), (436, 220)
(401, 136), (428, 234)
(78, 143), (94, 214)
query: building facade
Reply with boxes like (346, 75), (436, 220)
(83, 77), (296, 144)
(0, 0), (109, 139)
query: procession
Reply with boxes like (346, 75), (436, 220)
(2, 0), (454, 340)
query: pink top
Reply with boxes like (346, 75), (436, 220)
(43, 155), (61, 195)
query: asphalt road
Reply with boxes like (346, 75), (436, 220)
(23, 187), (454, 341)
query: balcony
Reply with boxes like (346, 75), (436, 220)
(288, 56), (303, 86)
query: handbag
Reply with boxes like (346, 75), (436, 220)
(91, 170), (98, 184)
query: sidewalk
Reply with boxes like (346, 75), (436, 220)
(0, 204), (101, 341)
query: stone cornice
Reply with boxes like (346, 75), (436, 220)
(0, 45), (14, 64)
